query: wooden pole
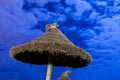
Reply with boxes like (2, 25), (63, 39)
(46, 56), (53, 80)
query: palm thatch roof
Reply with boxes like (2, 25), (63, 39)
(10, 23), (92, 68)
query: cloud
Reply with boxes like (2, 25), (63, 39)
(22, 0), (67, 31)
(22, 0), (61, 12)
(1, 0), (120, 80)
(114, 0), (120, 6)
(94, 1), (108, 6)
(87, 14), (120, 48)
(49, 0), (120, 70)
(0, 0), (44, 44)
(33, 11), (66, 23)
(0, 0), (119, 68)
(80, 14), (120, 68)
(65, 0), (92, 20)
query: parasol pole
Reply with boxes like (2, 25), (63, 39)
(45, 22), (57, 80)
(46, 55), (53, 80)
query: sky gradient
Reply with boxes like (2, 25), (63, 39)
(0, 0), (120, 80)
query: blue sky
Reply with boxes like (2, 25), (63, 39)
(0, 0), (120, 80)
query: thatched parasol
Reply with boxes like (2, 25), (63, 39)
(58, 70), (71, 80)
(10, 23), (92, 80)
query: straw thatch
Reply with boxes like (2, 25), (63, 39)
(10, 23), (92, 68)
(58, 70), (71, 80)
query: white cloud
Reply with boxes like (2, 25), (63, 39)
(89, 11), (100, 20)
(69, 26), (77, 31)
(100, 15), (120, 32)
(79, 29), (97, 39)
(114, 0), (120, 6)
(94, 1), (108, 6)
(0, 0), (23, 9)
(65, 26), (77, 31)
(0, 1), (43, 43)
(1, 0), (120, 80)
(84, 14), (120, 59)
(65, 0), (92, 20)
